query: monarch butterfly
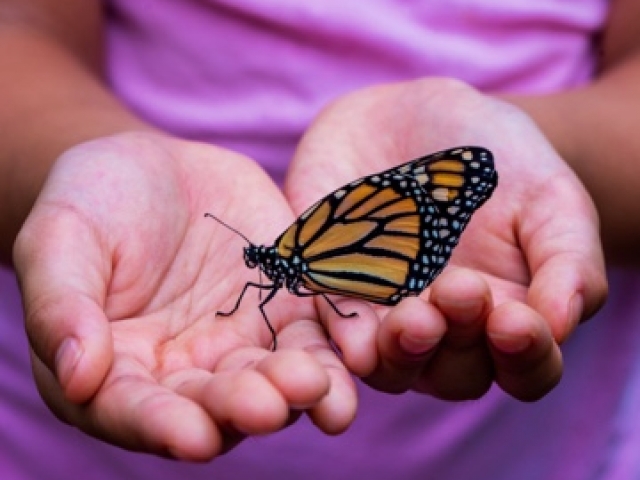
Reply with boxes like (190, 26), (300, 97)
(206, 146), (497, 350)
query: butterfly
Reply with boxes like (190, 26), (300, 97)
(206, 146), (498, 350)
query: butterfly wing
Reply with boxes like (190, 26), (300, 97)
(407, 146), (498, 278)
(275, 146), (497, 304)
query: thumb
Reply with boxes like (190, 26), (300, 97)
(14, 209), (113, 404)
(519, 176), (607, 343)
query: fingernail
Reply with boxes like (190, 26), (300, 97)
(568, 294), (584, 332)
(435, 297), (486, 325)
(399, 333), (440, 356)
(488, 332), (532, 354)
(55, 338), (83, 387)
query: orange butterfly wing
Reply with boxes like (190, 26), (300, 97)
(273, 146), (497, 304)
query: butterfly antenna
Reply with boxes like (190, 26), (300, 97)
(204, 213), (253, 245)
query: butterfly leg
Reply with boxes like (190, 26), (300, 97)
(217, 281), (279, 351)
(257, 286), (280, 351)
(321, 294), (358, 319)
(290, 285), (358, 319)
(217, 281), (275, 317)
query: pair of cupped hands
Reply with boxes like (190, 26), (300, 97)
(13, 79), (606, 460)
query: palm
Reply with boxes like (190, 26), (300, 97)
(16, 133), (355, 458)
(285, 79), (606, 400)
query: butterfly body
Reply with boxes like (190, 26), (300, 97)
(210, 146), (497, 349)
(242, 244), (303, 292)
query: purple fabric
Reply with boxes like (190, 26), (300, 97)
(4, 1), (639, 479)
(3, 265), (640, 479)
(105, 0), (606, 182)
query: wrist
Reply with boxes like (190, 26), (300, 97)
(497, 92), (582, 169)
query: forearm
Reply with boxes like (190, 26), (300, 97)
(503, 0), (640, 263)
(0, 18), (152, 262)
(507, 52), (640, 263)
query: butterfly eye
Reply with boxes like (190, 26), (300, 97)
(243, 247), (258, 269)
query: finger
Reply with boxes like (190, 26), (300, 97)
(520, 177), (608, 342)
(319, 298), (380, 377)
(35, 353), (221, 461)
(527, 252), (607, 342)
(305, 353), (358, 435)
(413, 268), (495, 400)
(487, 302), (563, 401)
(174, 345), (340, 438)
(364, 297), (445, 393)
(175, 368), (291, 436)
(277, 318), (358, 434)
(14, 210), (113, 403)
(253, 349), (332, 409)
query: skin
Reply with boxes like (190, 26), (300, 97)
(286, 80), (605, 399)
(15, 135), (356, 459)
(1, 0), (636, 461)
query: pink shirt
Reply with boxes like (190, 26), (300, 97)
(5, 1), (638, 479)
(105, 0), (605, 181)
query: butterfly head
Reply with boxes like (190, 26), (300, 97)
(244, 244), (280, 273)
(243, 245), (260, 269)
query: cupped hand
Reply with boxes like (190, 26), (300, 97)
(285, 78), (607, 401)
(13, 132), (356, 459)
